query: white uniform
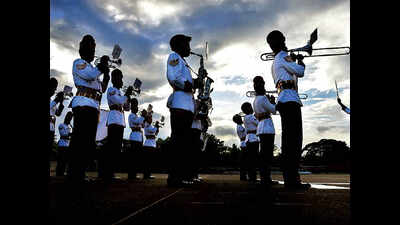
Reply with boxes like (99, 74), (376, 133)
(50, 100), (57, 132)
(70, 58), (103, 110)
(253, 95), (276, 135)
(166, 52), (195, 113)
(271, 51), (305, 106)
(58, 123), (72, 147)
(143, 124), (158, 148)
(243, 114), (259, 143)
(236, 124), (246, 148)
(106, 87), (130, 127)
(128, 113), (145, 143)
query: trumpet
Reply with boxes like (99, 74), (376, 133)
(94, 44), (123, 68)
(122, 78), (142, 97)
(246, 90), (308, 100)
(260, 28), (350, 61)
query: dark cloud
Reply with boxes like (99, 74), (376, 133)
(316, 126), (334, 133)
(211, 126), (236, 137)
(223, 75), (248, 85)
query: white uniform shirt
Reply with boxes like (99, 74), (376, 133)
(143, 124), (158, 148)
(70, 58), (103, 110)
(271, 51), (305, 106)
(58, 123), (72, 147)
(191, 119), (202, 130)
(236, 124), (247, 148)
(50, 100), (57, 131)
(128, 113), (145, 143)
(243, 114), (259, 143)
(106, 87), (130, 127)
(253, 95), (276, 135)
(166, 52), (195, 113)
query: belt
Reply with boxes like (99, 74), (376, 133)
(60, 136), (70, 140)
(110, 104), (123, 112)
(255, 112), (271, 121)
(145, 135), (156, 139)
(131, 127), (142, 132)
(277, 80), (296, 94)
(76, 86), (102, 102)
(247, 130), (256, 134)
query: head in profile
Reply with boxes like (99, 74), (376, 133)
(50, 77), (58, 97)
(170, 34), (192, 58)
(253, 76), (266, 95)
(79, 34), (96, 63)
(130, 98), (138, 114)
(111, 69), (124, 89)
(233, 114), (243, 125)
(266, 30), (287, 54)
(241, 102), (254, 115)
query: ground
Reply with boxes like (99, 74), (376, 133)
(48, 162), (350, 225)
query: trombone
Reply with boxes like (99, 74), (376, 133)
(246, 90), (308, 100)
(260, 46), (350, 61)
(260, 28), (350, 61)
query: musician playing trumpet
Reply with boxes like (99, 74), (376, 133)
(100, 69), (133, 183)
(266, 30), (310, 190)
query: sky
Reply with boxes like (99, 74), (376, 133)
(50, 0), (350, 149)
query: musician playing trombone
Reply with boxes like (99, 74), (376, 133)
(266, 30), (310, 190)
(252, 76), (279, 187)
(68, 34), (110, 184)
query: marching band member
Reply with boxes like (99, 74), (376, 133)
(56, 111), (73, 176)
(165, 34), (196, 187)
(252, 76), (279, 187)
(190, 99), (203, 182)
(100, 69), (132, 183)
(142, 112), (159, 179)
(241, 102), (259, 183)
(49, 77), (64, 179)
(127, 99), (145, 180)
(233, 114), (248, 181)
(68, 34), (110, 184)
(266, 30), (310, 190)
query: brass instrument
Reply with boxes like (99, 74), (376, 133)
(94, 44), (123, 68)
(260, 28), (350, 61)
(122, 78), (142, 98)
(190, 42), (214, 132)
(246, 90), (308, 100)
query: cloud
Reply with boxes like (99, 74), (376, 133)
(210, 126), (236, 138)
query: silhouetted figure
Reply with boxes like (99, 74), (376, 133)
(266, 30), (310, 190)
(233, 114), (248, 181)
(241, 102), (259, 182)
(56, 111), (73, 176)
(50, 82), (65, 178)
(127, 98), (145, 180)
(190, 99), (203, 182)
(166, 34), (196, 187)
(68, 34), (110, 184)
(252, 76), (279, 187)
(99, 69), (132, 183)
(143, 112), (159, 179)
(337, 97), (350, 114)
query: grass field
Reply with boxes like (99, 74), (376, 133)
(48, 163), (350, 225)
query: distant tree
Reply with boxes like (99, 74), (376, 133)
(302, 139), (350, 172)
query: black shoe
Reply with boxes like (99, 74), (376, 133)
(285, 183), (311, 190)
